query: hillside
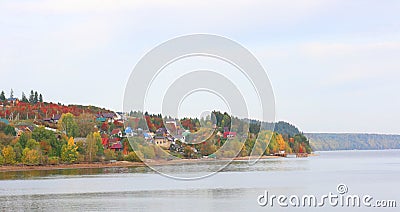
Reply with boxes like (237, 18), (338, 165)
(307, 133), (400, 151)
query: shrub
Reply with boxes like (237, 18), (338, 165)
(124, 152), (142, 162)
(48, 157), (59, 165)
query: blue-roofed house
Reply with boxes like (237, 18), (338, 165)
(125, 127), (134, 137)
(0, 118), (9, 125)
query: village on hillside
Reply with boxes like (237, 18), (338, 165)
(0, 90), (312, 166)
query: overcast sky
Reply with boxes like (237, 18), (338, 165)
(1, 0), (399, 134)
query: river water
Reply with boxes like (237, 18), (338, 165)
(0, 150), (399, 211)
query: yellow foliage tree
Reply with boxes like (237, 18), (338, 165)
(276, 134), (286, 151)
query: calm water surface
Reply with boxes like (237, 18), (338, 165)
(0, 150), (399, 211)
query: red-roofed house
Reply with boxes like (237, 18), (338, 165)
(223, 132), (237, 139)
(110, 143), (123, 151)
(111, 129), (122, 137)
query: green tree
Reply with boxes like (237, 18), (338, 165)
(2, 145), (16, 165)
(32, 126), (60, 156)
(34, 91), (38, 104)
(0, 91), (5, 101)
(58, 113), (78, 138)
(29, 90), (34, 103)
(1, 125), (16, 136)
(39, 94), (43, 103)
(9, 89), (14, 99)
(13, 142), (23, 162)
(95, 132), (104, 157)
(18, 133), (31, 149)
(26, 139), (40, 150)
(21, 92), (28, 102)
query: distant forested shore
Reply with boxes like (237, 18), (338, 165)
(307, 133), (400, 151)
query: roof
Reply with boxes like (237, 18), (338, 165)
(96, 117), (107, 122)
(111, 129), (122, 135)
(7, 98), (18, 101)
(223, 131), (237, 138)
(125, 127), (133, 134)
(102, 113), (116, 119)
(52, 114), (62, 120)
(110, 143), (122, 149)
(0, 118), (9, 125)
(109, 137), (121, 143)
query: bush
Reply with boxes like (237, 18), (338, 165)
(0, 155), (4, 165)
(22, 148), (40, 165)
(48, 157), (59, 165)
(104, 149), (116, 161)
(116, 151), (124, 161)
(124, 152), (142, 162)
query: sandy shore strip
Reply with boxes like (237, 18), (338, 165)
(0, 154), (313, 172)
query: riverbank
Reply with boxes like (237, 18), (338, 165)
(0, 161), (146, 172)
(0, 154), (312, 172)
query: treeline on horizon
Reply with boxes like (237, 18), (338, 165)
(0, 89), (44, 104)
(307, 133), (400, 151)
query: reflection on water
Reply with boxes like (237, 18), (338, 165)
(0, 150), (399, 211)
(0, 158), (309, 181)
(0, 166), (152, 181)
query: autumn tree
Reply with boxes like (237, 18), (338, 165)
(22, 148), (40, 165)
(104, 149), (116, 161)
(1, 145), (16, 165)
(75, 113), (96, 137)
(200, 140), (217, 156)
(276, 134), (286, 151)
(32, 126), (60, 157)
(61, 137), (79, 164)
(85, 132), (102, 162)
(58, 113), (78, 138)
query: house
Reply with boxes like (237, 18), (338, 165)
(96, 117), (107, 122)
(125, 127), (134, 137)
(223, 131), (237, 139)
(110, 142), (123, 151)
(0, 118), (9, 125)
(143, 132), (152, 140)
(153, 136), (172, 149)
(111, 129), (123, 137)
(43, 114), (62, 124)
(6, 98), (18, 104)
(109, 137), (122, 151)
(15, 126), (32, 136)
(156, 128), (168, 136)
